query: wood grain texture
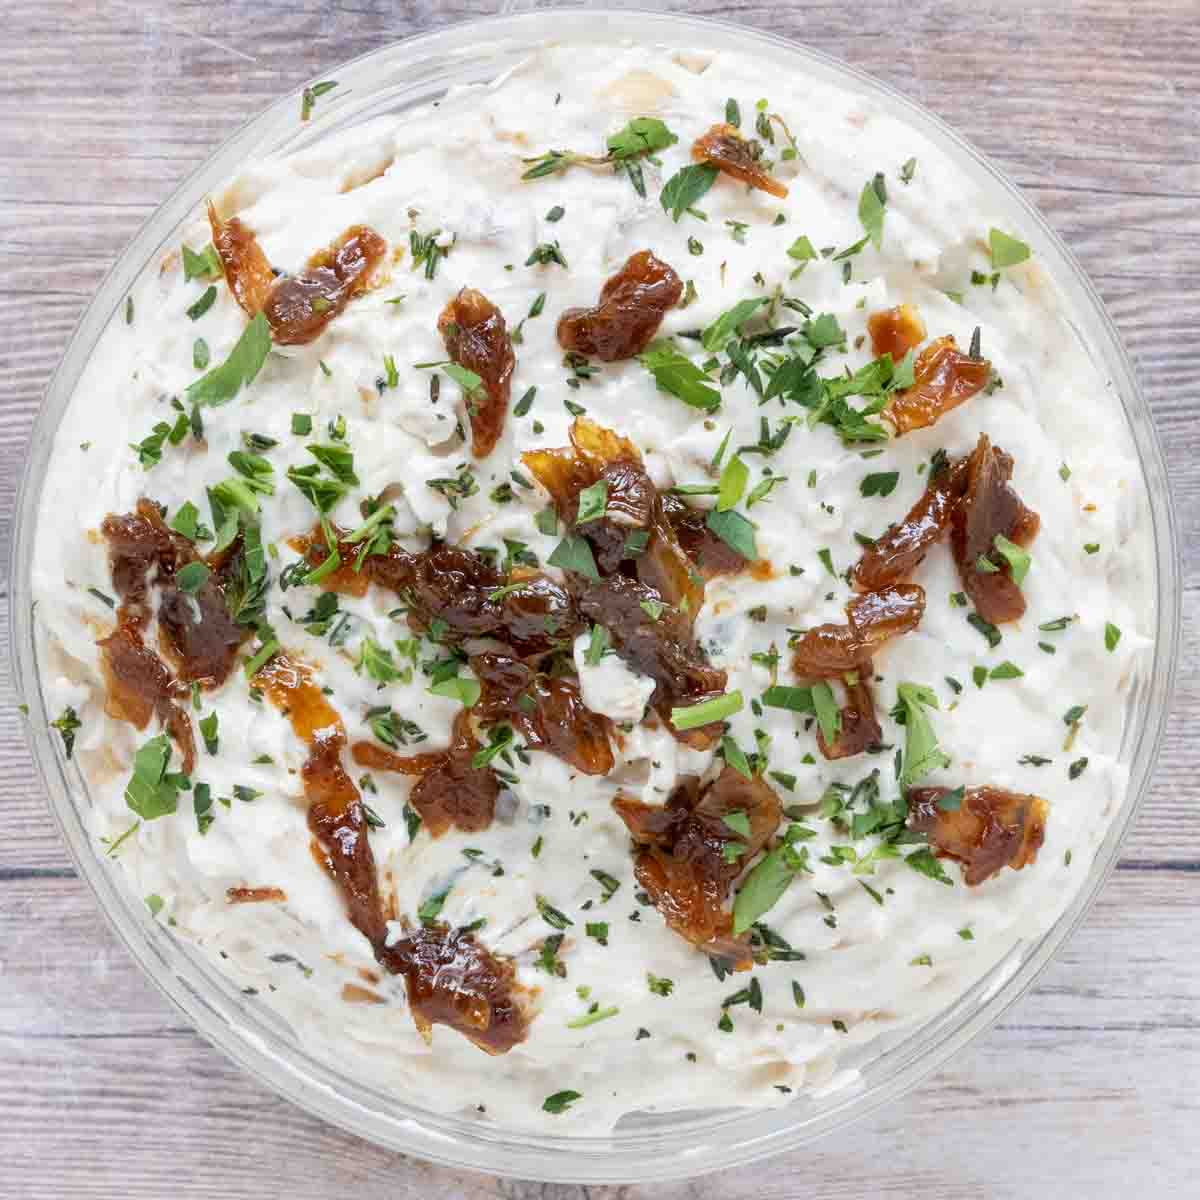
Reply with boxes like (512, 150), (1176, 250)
(1, 1), (1196, 1195)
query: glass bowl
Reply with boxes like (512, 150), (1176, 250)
(9, 7), (1180, 1183)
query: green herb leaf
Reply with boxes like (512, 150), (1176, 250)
(721, 734), (753, 780)
(186, 312), (272, 407)
(300, 79), (338, 122)
(705, 508), (757, 559)
(989, 228), (1031, 268)
(307, 442), (359, 485)
(542, 1090), (582, 1114)
(182, 243), (222, 282)
(701, 298), (767, 353)
(858, 173), (887, 249)
(762, 685), (814, 713)
(660, 163), (719, 222)
(732, 842), (808, 933)
(428, 675), (482, 708)
(1104, 622), (1122, 652)
(51, 706), (82, 758)
(717, 455), (749, 512)
(722, 811), (752, 838)
(199, 711), (219, 756)
(584, 623), (610, 666)
(787, 234), (817, 265)
(287, 466), (349, 514)
(186, 285), (217, 322)
(993, 533), (1031, 585)
(575, 480), (608, 525)
(810, 681), (841, 746)
(638, 340), (721, 412)
(175, 561), (211, 595)
(608, 116), (677, 159)
(967, 612), (1002, 648)
(990, 661), (1023, 680)
(905, 846), (953, 886)
(894, 682), (951, 788)
(536, 895), (574, 930)
(567, 1005), (619, 1029)
(671, 690), (743, 731)
(548, 534), (601, 582)
(124, 734), (181, 820)
(860, 471), (899, 498)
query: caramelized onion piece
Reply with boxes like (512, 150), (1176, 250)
(659, 492), (748, 580)
(951, 435), (1040, 624)
(352, 713), (498, 838)
(317, 536), (581, 658)
(886, 335), (991, 434)
(97, 500), (215, 772)
(97, 627), (196, 775)
(102, 499), (248, 689)
(577, 572), (727, 748)
(692, 123), (788, 198)
(208, 201), (275, 316)
(158, 546), (249, 687)
(472, 652), (614, 776)
(290, 526), (371, 597)
(851, 457), (968, 592)
(257, 655), (524, 1051)
(227, 886), (287, 904)
(557, 250), (683, 361)
(523, 416), (707, 612)
(101, 499), (190, 631)
(791, 584), (926, 678)
(908, 786), (1048, 885)
(524, 417), (655, 577)
(817, 671), (882, 760)
(263, 225), (388, 345)
(613, 766), (782, 968)
(438, 288), (515, 459)
(382, 923), (528, 1055)
(398, 545), (581, 656)
(867, 304), (927, 362)
(209, 203), (387, 344)
(256, 655), (386, 944)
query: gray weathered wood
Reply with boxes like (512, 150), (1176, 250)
(1, 1), (1197, 1195)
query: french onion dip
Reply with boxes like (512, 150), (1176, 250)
(33, 44), (1151, 1130)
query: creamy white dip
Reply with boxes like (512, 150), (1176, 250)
(32, 43), (1151, 1131)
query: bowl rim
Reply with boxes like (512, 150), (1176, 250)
(8, 5), (1181, 1183)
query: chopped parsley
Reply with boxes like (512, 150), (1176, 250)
(542, 1090), (582, 1114)
(660, 163), (719, 221)
(860, 471), (899, 498)
(732, 842), (809, 933)
(893, 683), (951, 788)
(647, 973), (674, 997)
(123, 734), (183, 821)
(186, 312), (271, 408)
(51, 706), (82, 758)
(858, 171), (887, 249)
(989, 228), (1031, 269)
(300, 79), (338, 121)
(670, 690), (743, 731)
(638, 340), (721, 412)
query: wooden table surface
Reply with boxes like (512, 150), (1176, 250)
(2, 1), (1197, 1195)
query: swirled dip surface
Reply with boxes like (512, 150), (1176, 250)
(33, 44), (1151, 1131)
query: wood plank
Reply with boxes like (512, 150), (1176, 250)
(1, 0), (1197, 1194)
(0, 871), (1194, 1196)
